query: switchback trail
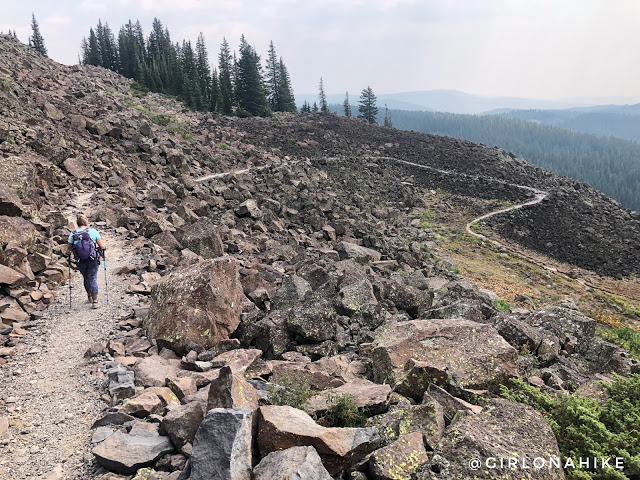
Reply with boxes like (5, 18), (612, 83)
(0, 190), (139, 480)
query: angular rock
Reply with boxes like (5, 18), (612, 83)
(371, 319), (518, 399)
(430, 399), (563, 479)
(272, 275), (311, 310)
(258, 405), (380, 475)
(92, 430), (174, 474)
(145, 257), (246, 354)
(189, 408), (253, 480)
(166, 376), (197, 402)
(120, 390), (164, 418)
(134, 355), (180, 388)
(368, 432), (429, 480)
(367, 400), (445, 449)
(207, 365), (259, 411)
(63, 158), (90, 179)
(0, 264), (26, 286)
(213, 348), (262, 373)
(337, 241), (382, 264)
(253, 446), (333, 480)
(236, 199), (261, 218)
(306, 379), (391, 416)
(0, 186), (23, 217)
(175, 217), (224, 259)
(161, 401), (205, 450)
(526, 306), (596, 343)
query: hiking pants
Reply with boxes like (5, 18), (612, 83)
(77, 259), (99, 296)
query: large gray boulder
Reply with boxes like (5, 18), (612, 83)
(161, 401), (205, 450)
(189, 408), (253, 480)
(92, 430), (174, 474)
(175, 217), (224, 259)
(253, 446), (333, 480)
(144, 257), (247, 354)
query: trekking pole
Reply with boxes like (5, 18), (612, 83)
(102, 251), (109, 306)
(68, 254), (72, 309)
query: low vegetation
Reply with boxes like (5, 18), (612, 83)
(501, 375), (640, 479)
(322, 392), (367, 428)
(493, 298), (511, 312)
(266, 375), (313, 410)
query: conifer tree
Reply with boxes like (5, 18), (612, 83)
(86, 28), (101, 66)
(312, 101), (318, 112)
(301, 100), (310, 113)
(358, 86), (378, 124)
(276, 58), (296, 112)
(195, 33), (211, 110)
(318, 77), (329, 113)
(218, 37), (234, 114)
(210, 68), (221, 112)
(265, 41), (280, 111)
(235, 35), (271, 117)
(29, 14), (47, 56)
(343, 92), (352, 117)
(384, 103), (393, 127)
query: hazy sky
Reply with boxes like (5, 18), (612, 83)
(2, 0), (640, 101)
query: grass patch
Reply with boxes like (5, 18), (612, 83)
(217, 142), (240, 154)
(150, 114), (173, 126)
(599, 325), (640, 359)
(411, 211), (434, 230)
(322, 392), (366, 428)
(493, 298), (511, 312)
(501, 376), (640, 479)
(267, 375), (313, 410)
(450, 266), (461, 275)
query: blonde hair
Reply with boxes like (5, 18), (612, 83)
(77, 214), (89, 227)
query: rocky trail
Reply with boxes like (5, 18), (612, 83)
(0, 189), (141, 480)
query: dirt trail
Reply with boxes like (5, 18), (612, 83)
(0, 190), (139, 480)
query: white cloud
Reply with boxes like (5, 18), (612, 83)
(43, 14), (72, 25)
(79, 0), (108, 13)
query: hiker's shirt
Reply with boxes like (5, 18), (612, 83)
(68, 228), (101, 258)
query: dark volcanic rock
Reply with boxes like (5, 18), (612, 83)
(189, 408), (253, 480)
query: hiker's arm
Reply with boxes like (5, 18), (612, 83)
(97, 238), (106, 250)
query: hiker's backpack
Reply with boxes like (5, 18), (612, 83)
(72, 228), (98, 262)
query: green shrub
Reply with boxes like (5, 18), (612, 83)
(130, 82), (148, 97)
(493, 299), (511, 312)
(450, 266), (461, 275)
(599, 325), (640, 359)
(500, 375), (640, 479)
(217, 142), (240, 154)
(323, 392), (366, 428)
(150, 114), (172, 126)
(267, 375), (313, 410)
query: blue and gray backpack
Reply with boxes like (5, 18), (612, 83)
(72, 228), (98, 262)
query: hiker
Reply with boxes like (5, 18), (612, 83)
(68, 214), (105, 309)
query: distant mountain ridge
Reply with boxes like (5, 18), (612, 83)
(299, 89), (640, 115)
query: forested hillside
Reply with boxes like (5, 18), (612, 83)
(500, 108), (640, 143)
(382, 109), (640, 211)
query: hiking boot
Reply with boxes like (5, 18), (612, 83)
(91, 295), (98, 309)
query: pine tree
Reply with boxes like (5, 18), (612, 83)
(12, 30), (18, 41)
(312, 101), (318, 112)
(86, 28), (101, 66)
(218, 37), (234, 114)
(195, 33), (211, 111)
(29, 14), (47, 56)
(318, 77), (329, 113)
(265, 41), (280, 111)
(235, 35), (271, 117)
(300, 100), (310, 113)
(343, 92), (352, 117)
(210, 68), (221, 112)
(384, 104), (393, 127)
(276, 58), (296, 112)
(358, 86), (378, 124)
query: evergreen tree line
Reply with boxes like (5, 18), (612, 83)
(79, 18), (296, 116)
(385, 109), (640, 211)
